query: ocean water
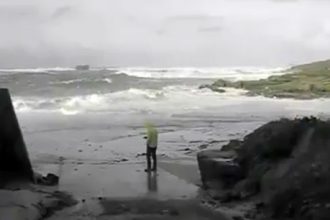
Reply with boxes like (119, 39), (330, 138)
(0, 66), (288, 115)
(1, 66), (330, 161)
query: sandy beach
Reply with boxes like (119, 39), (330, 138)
(20, 112), (246, 219)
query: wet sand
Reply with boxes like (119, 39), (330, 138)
(45, 160), (228, 220)
(16, 111), (294, 219)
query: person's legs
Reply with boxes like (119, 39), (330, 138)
(146, 146), (151, 172)
(151, 148), (157, 171)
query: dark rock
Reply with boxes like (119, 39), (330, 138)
(136, 153), (147, 157)
(169, 209), (179, 216)
(199, 84), (209, 89)
(300, 204), (310, 215)
(197, 117), (330, 220)
(209, 189), (236, 202)
(179, 147), (193, 154)
(255, 202), (265, 210)
(33, 172), (43, 184)
(209, 140), (225, 144)
(221, 139), (243, 152)
(232, 215), (244, 220)
(244, 211), (257, 219)
(199, 84), (226, 93)
(75, 65), (90, 70)
(34, 172), (59, 186)
(233, 179), (260, 199)
(46, 173), (59, 185)
(207, 200), (217, 206)
(197, 150), (243, 188)
(198, 144), (208, 149)
(189, 140), (203, 144)
(48, 191), (78, 214)
(208, 189), (224, 200)
(178, 147), (192, 152)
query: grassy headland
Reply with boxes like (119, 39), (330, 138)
(204, 59), (330, 99)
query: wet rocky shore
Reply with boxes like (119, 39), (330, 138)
(197, 117), (330, 220)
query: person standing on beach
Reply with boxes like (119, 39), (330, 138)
(144, 123), (158, 172)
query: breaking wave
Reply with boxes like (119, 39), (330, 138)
(3, 65), (296, 116)
(0, 67), (75, 73)
(50, 78), (112, 85)
(114, 66), (289, 80)
(0, 66), (289, 81)
(13, 85), (250, 115)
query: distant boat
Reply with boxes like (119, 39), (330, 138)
(75, 65), (90, 70)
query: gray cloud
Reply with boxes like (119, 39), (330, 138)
(198, 26), (223, 33)
(168, 15), (224, 22)
(51, 6), (73, 20)
(0, 0), (330, 68)
(0, 4), (40, 20)
(158, 14), (224, 35)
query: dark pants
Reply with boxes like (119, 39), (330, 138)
(146, 146), (157, 171)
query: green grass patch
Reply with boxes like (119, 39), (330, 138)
(209, 67), (330, 99)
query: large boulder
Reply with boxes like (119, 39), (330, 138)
(34, 173), (59, 186)
(197, 150), (243, 189)
(261, 121), (330, 219)
(75, 65), (90, 71)
(197, 117), (330, 220)
(0, 89), (34, 184)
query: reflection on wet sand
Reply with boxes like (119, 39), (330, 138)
(147, 172), (158, 192)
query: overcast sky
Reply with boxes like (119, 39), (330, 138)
(0, 0), (330, 68)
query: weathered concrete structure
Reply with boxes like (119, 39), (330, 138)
(0, 88), (33, 184)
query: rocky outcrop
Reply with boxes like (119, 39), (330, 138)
(75, 65), (90, 71)
(34, 173), (59, 186)
(197, 117), (330, 220)
(199, 84), (225, 93)
(197, 150), (242, 189)
(203, 59), (330, 99)
(0, 189), (77, 220)
(0, 88), (34, 184)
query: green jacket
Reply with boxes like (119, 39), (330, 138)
(146, 124), (158, 148)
